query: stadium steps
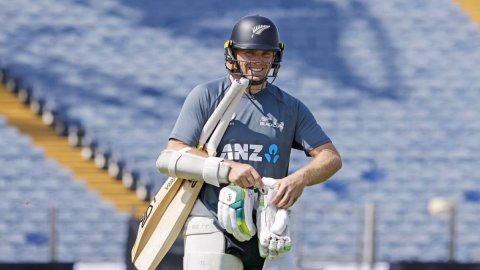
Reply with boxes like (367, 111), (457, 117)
(456, 0), (480, 24)
(0, 83), (148, 219)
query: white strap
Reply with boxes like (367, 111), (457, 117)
(168, 147), (192, 178)
(202, 157), (223, 187)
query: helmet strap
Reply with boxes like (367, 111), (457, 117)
(250, 78), (267, 86)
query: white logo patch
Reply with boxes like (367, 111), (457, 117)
(251, 24), (271, 38)
(260, 114), (284, 131)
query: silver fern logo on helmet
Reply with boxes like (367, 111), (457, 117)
(251, 25), (271, 38)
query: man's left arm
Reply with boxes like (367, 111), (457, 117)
(270, 142), (342, 208)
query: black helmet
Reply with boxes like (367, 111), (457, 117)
(225, 15), (285, 82)
(230, 15), (282, 51)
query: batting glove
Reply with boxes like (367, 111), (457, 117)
(257, 178), (292, 259)
(218, 185), (257, 242)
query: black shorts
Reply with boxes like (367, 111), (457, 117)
(224, 228), (265, 270)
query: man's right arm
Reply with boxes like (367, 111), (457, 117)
(167, 139), (263, 189)
(167, 138), (209, 157)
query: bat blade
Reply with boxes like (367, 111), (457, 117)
(199, 77), (249, 146)
(133, 179), (203, 270)
(131, 177), (183, 262)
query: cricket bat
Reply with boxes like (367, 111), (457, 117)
(199, 77), (249, 147)
(134, 179), (202, 270)
(132, 77), (249, 269)
(131, 176), (182, 262)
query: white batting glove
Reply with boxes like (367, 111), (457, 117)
(218, 185), (257, 242)
(257, 178), (292, 259)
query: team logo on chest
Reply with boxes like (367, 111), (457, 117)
(259, 113), (284, 132)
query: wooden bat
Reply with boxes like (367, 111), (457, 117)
(132, 78), (249, 269)
(206, 83), (244, 156)
(133, 180), (202, 270)
(199, 77), (250, 147)
(131, 176), (182, 262)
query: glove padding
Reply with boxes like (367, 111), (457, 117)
(257, 182), (292, 259)
(218, 185), (257, 242)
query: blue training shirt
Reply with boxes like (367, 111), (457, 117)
(169, 76), (331, 212)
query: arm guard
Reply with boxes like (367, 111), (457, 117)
(156, 148), (230, 187)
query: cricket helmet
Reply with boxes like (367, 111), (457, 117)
(224, 15), (285, 82)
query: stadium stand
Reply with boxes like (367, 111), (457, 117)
(1, 0), (480, 267)
(456, 0), (480, 23)
(0, 84), (148, 217)
(0, 115), (129, 262)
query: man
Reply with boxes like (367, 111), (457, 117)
(165, 15), (342, 270)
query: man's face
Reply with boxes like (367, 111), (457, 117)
(235, 49), (275, 82)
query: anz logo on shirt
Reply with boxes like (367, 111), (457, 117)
(219, 143), (280, 164)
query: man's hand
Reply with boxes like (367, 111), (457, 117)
(224, 160), (263, 189)
(270, 175), (305, 209)
(271, 142), (342, 208)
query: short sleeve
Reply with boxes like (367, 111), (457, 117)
(169, 84), (211, 146)
(293, 101), (331, 156)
